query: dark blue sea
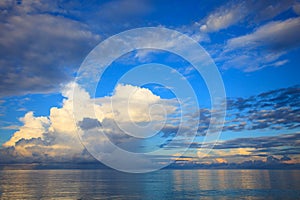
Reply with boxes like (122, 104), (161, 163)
(0, 169), (299, 199)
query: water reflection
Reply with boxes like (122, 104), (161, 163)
(173, 170), (300, 199)
(0, 169), (299, 199)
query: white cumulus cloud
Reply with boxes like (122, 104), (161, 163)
(1, 82), (179, 162)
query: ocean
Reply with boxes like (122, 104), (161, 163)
(0, 169), (299, 199)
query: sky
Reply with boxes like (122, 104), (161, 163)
(0, 0), (300, 171)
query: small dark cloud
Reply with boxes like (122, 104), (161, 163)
(160, 125), (179, 138)
(160, 125), (192, 138)
(280, 155), (291, 161)
(78, 118), (101, 130)
(266, 155), (280, 164)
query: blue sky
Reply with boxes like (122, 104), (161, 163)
(0, 0), (299, 170)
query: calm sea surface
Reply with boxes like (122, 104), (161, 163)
(0, 169), (299, 199)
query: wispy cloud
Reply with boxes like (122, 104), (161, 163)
(226, 17), (300, 51)
(198, 1), (248, 32)
(1, 125), (20, 130)
(198, 0), (296, 33)
(217, 17), (300, 72)
(209, 133), (300, 150)
(198, 0), (300, 72)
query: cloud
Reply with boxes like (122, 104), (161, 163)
(199, 1), (247, 32)
(193, 132), (300, 165)
(218, 17), (300, 72)
(215, 158), (227, 163)
(1, 83), (300, 166)
(78, 118), (102, 131)
(0, 1), (101, 96)
(1, 83), (89, 162)
(225, 86), (300, 131)
(198, 0), (299, 72)
(253, 0), (296, 22)
(211, 133), (300, 150)
(0, 83), (92, 162)
(0, 82), (179, 163)
(191, 133), (300, 165)
(96, 84), (169, 123)
(158, 85), (300, 157)
(199, 0), (296, 33)
(266, 155), (280, 164)
(3, 112), (50, 147)
(280, 155), (292, 161)
(158, 85), (300, 154)
(194, 86), (299, 134)
(1, 125), (20, 130)
(226, 17), (300, 51)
